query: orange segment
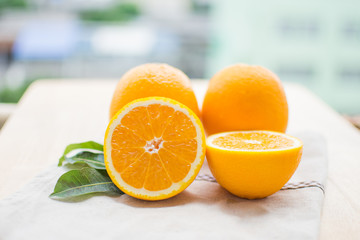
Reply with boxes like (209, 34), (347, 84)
(162, 139), (197, 163)
(104, 97), (206, 201)
(121, 152), (151, 189)
(143, 154), (172, 191)
(111, 125), (146, 148)
(120, 106), (154, 141)
(147, 104), (175, 138)
(162, 111), (197, 141)
(158, 148), (191, 182)
(111, 148), (145, 173)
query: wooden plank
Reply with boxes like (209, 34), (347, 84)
(0, 79), (359, 239)
(0, 80), (116, 198)
(284, 84), (360, 240)
(0, 103), (16, 128)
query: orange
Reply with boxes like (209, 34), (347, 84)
(104, 97), (206, 201)
(206, 131), (303, 199)
(202, 64), (288, 135)
(109, 63), (200, 119)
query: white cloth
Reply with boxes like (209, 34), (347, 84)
(0, 132), (327, 240)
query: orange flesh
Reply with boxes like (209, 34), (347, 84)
(111, 104), (197, 191)
(212, 132), (294, 150)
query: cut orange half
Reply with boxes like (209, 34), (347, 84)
(104, 97), (206, 201)
(206, 131), (303, 199)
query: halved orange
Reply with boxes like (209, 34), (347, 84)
(104, 97), (206, 200)
(206, 131), (303, 199)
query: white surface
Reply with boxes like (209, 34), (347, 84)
(0, 132), (326, 240)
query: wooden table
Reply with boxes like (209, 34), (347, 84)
(0, 80), (359, 239)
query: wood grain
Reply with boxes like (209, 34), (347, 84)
(0, 79), (359, 239)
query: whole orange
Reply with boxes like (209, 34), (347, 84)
(109, 63), (200, 119)
(202, 64), (288, 135)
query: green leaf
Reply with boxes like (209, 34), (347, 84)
(64, 151), (106, 170)
(50, 168), (123, 200)
(58, 141), (103, 166)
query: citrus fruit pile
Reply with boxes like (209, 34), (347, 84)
(104, 63), (303, 201)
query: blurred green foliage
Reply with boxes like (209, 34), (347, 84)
(0, 0), (27, 10)
(0, 79), (35, 103)
(80, 3), (140, 22)
(191, 0), (211, 14)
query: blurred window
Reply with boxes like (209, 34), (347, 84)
(277, 66), (314, 82)
(339, 68), (360, 84)
(279, 19), (319, 39)
(13, 20), (78, 60)
(343, 22), (360, 42)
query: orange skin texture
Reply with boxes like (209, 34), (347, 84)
(202, 64), (288, 135)
(109, 63), (200, 119)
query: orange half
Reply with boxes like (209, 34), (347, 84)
(206, 131), (303, 199)
(104, 97), (206, 200)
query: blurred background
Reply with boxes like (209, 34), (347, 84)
(0, 0), (359, 128)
